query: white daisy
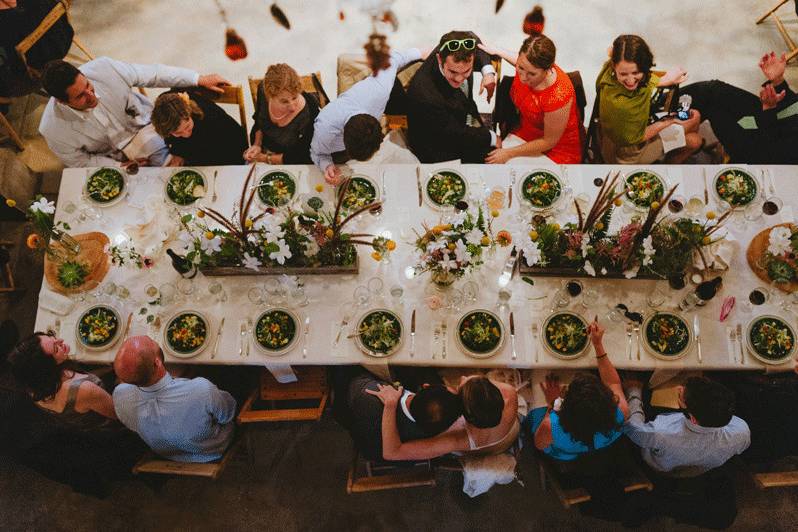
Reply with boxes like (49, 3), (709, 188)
(454, 239), (471, 264)
(583, 260), (596, 277)
(269, 239), (292, 265)
(768, 226), (792, 256)
(464, 228), (485, 246)
(642, 235), (655, 266)
(520, 239), (542, 267)
(200, 235), (222, 254)
(242, 252), (262, 271)
(30, 197), (55, 214)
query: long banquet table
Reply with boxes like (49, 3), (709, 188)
(34, 163), (798, 371)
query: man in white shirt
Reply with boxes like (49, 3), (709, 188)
(39, 57), (229, 168)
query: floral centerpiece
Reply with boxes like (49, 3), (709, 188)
(412, 207), (503, 287)
(8, 195), (80, 260)
(761, 225), (798, 284)
(176, 165), (393, 275)
(518, 171), (729, 282)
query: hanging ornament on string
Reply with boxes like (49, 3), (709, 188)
(522, 5), (545, 36)
(214, 0), (248, 60)
(495, 0), (505, 13)
(270, 3), (291, 30)
(337, 0), (398, 32)
(364, 33), (391, 75)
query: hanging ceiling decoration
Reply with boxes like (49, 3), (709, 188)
(214, 0), (248, 61)
(270, 3), (291, 30)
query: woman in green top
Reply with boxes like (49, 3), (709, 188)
(596, 35), (702, 164)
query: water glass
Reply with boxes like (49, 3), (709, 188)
(264, 279), (287, 304)
(607, 305), (626, 323)
(389, 284), (404, 306)
(208, 281), (227, 303)
(353, 285), (370, 307)
(678, 291), (701, 312)
(158, 282), (176, 306)
(247, 286), (265, 306)
(579, 288), (599, 310)
(176, 278), (195, 301)
(743, 200), (764, 222)
(645, 284), (667, 309)
(291, 286), (309, 307)
(496, 287), (512, 312)
(367, 277), (384, 300)
(117, 286), (130, 300)
(144, 284), (159, 302)
(462, 280), (479, 303)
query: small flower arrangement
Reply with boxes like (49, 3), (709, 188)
(412, 207), (497, 285)
(762, 224), (798, 283)
(176, 165), (391, 271)
(8, 196), (79, 258)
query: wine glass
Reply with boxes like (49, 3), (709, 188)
(496, 287), (512, 313)
(462, 280), (479, 303)
(208, 281), (227, 303)
(158, 282), (176, 306)
(353, 285), (370, 307)
(247, 286), (264, 306)
(176, 278), (195, 302)
(367, 277), (384, 302)
(579, 288), (599, 310)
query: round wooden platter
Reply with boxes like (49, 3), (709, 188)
(746, 223), (798, 294)
(44, 232), (110, 295)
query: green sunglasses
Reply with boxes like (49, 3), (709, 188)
(439, 38), (477, 53)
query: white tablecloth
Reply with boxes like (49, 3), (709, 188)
(35, 163), (798, 371)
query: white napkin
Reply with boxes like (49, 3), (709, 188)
(262, 362), (298, 383)
(660, 123), (687, 153)
(781, 205), (795, 224)
(461, 453), (517, 497)
(39, 289), (75, 316)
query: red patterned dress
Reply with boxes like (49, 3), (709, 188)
(509, 64), (582, 163)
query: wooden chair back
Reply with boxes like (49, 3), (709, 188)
(756, 0), (798, 62)
(247, 72), (329, 116)
(237, 366), (329, 424)
(347, 448), (436, 493)
(132, 433), (243, 480)
(195, 84), (247, 136)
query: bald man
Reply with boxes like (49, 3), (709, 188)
(112, 336), (236, 463)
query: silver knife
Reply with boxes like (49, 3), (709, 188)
(246, 317), (252, 357)
(238, 321), (247, 357)
(509, 311), (517, 360)
(410, 309), (416, 358)
(211, 317), (225, 359)
(736, 323), (745, 365)
(693, 315), (702, 364)
(416, 166), (423, 207)
(302, 315), (310, 358)
(508, 169), (516, 208)
(440, 321), (447, 359)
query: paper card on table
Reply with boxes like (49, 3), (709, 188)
(39, 289), (75, 316)
(263, 362), (298, 384)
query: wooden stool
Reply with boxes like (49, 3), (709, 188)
(537, 448), (654, 509)
(347, 448), (436, 493)
(756, 0), (798, 63)
(132, 434), (242, 480)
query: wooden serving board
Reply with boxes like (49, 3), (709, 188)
(518, 252), (659, 280)
(44, 232), (110, 295)
(746, 223), (798, 294)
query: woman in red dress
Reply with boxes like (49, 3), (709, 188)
(480, 34), (582, 164)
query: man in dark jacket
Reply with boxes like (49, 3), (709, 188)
(343, 368), (462, 461)
(682, 51), (798, 164)
(406, 30), (497, 163)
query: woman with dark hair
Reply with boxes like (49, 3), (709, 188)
(8, 333), (117, 429)
(479, 31), (582, 163)
(597, 34), (701, 164)
(151, 89), (247, 166)
(527, 320), (629, 460)
(367, 375), (519, 460)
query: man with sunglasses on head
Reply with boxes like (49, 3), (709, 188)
(406, 31), (498, 163)
(311, 46), (430, 184)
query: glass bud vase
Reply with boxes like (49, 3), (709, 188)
(431, 269), (456, 288)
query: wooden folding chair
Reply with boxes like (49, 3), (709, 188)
(132, 433), (243, 480)
(347, 448), (436, 493)
(0, 102), (26, 151)
(237, 366), (329, 465)
(757, 0), (798, 63)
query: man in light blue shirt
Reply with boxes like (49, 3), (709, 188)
(310, 47), (429, 184)
(113, 336), (236, 463)
(624, 376), (750, 478)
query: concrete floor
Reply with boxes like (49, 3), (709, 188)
(4, 1), (798, 530)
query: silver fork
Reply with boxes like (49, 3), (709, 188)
(441, 321), (448, 360)
(432, 324), (440, 360)
(238, 321), (247, 357)
(633, 322), (641, 360)
(531, 323), (539, 363)
(625, 322), (633, 360)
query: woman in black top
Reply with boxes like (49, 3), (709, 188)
(151, 89), (247, 166)
(244, 63), (320, 165)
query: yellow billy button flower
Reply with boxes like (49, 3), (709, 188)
(244, 218), (253, 229)
(196, 210), (206, 218)
(386, 240), (396, 251)
(528, 230), (539, 241)
(5, 198), (16, 208)
(447, 242), (456, 250)
(650, 201), (660, 210)
(480, 236), (491, 246)
(595, 222), (605, 231)
(551, 223), (561, 231)
(314, 184), (324, 193)
(706, 211), (717, 220)
(371, 251), (382, 261)
(702, 236), (711, 245)
(204, 231), (215, 240)
(325, 228), (334, 239)
(490, 209), (500, 218)
(613, 198), (623, 207)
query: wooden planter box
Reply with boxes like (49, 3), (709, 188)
(200, 256), (359, 276)
(518, 252), (660, 280)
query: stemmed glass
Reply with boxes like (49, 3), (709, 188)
(761, 169), (782, 217)
(247, 286), (265, 306)
(264, 278), (287, 305)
